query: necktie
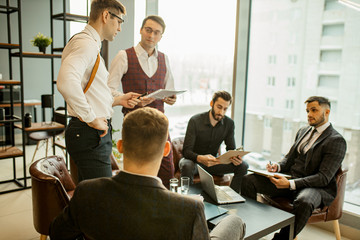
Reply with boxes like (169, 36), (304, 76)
(299, 128), (317, 154)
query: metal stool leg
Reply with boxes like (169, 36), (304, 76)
(45, 138), (49, 157)
(31, 141), (41, 163)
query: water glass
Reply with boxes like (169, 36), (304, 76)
(169, 178), (179, 193)
(181, 177), (190, 194)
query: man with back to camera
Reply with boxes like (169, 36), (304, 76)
(108, 15), (176, 188)
(180, 91), (249, 193)
(57, 0), (140, 182)
(241, 96), (347, 240)
(50, 107), (246, 240)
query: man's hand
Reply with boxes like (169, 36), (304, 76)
(229, 155), (243, 166)
(266, 162), (278, 172)
(138, 97), (155, 107)
(87, 117), (108, 137)
(197, 154), (220, 167)
(113, 92), (141, 108)
(269, 175), (290, 189)
(163, 95), (177, 105)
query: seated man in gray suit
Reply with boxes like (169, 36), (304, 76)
(50, 107), (245, 240)
(241, 96), (346, 240)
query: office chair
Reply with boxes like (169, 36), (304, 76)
(30, 155), (76, 240)
(171, 136), (231, 186)
(259, 168), (347, 240)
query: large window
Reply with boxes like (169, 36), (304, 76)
(245, 0), (360, 206)
(158, 0), (237, 138)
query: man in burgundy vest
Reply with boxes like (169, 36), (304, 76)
(108, 15), (176, 188)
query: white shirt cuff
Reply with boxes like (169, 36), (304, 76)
(289, 180), (296, 190)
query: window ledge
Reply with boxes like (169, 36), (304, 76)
(340, 202), (360, 229)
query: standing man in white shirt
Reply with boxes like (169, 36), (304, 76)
(57, 0), (139, 182)
(108, 15), (176, 188)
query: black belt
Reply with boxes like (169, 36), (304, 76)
(71, 117), (112, 124)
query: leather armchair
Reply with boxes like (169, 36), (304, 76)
(30, 155), (76, 240)
(172, 136), (231, 186)
(260, 168), (347, 240)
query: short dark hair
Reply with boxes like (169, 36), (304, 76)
(89, 0), (126, 23)
(122, 107), (168, 162)
(305, 96), (331, 109)
(141, 15), (166, 34)
(212, 91), (232, 105)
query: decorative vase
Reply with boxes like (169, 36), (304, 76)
(38, 46), (46, 54)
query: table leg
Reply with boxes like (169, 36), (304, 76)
(289, 222), (295, 240)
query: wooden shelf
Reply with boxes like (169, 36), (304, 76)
(0, 43), (20, 49)
(0, 100), (41, 108)
(52, 13), (88, 23)
(0, 146), (23, 159)
(14, 122), (65, 132)
(0, 118), (22, 124)
(11, 51), (61, 58)
(0, 80), (21, 85)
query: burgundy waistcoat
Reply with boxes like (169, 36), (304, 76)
(121, 47), (167, 115)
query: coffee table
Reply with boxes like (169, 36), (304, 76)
(190, 184), (295, 240)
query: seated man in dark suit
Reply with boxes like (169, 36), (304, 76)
(241, 96), (347, 240)
(180, 91), (248, 193)
(50, 107), (245, 240)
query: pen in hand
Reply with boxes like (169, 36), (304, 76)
(137, 92), (147, 99)
(268, 160), (275, 172)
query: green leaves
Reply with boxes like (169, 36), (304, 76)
(30, 32), (52, 47)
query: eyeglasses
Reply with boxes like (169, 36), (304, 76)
(108, 11), (125, 24)
(144, 27), (162, 37)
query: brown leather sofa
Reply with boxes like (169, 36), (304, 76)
(30, 155), (76, 240)
(171, 136), (231, 186)
(260, 168), (347, 240)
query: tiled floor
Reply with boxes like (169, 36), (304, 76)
(0, 144), (354, 240)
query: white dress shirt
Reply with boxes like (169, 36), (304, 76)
(288, 122), (331, 190)
(108, 43), (175, 97)
(57, 24), (114, 123)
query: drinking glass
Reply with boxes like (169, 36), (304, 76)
(181, 177), (190, 194)
(169, 178), (179, 193)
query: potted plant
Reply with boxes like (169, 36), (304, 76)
(30, 32), (52, 54)
(112, 128), (123, 166)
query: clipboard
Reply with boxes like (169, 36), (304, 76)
(217, 150), (250, 164)
(248, 169), (292, 179)
(146, 89), (187, 99)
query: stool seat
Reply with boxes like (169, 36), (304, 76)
(28, 130), (58, 163)
(28, 131), (53, 141)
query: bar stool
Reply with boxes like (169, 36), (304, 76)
(29, 94), (63, 162)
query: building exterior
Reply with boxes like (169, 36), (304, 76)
(246, 0), (360, 191)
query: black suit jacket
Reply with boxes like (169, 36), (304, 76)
(50, 171), (210, 240)
(279, 124), (346, 205)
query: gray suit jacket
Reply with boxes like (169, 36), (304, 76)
(50, 171), (210, 240)
(279, 124), (346, 206)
